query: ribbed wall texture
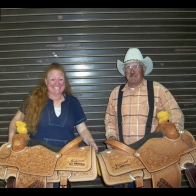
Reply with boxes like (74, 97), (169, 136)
(0, 8), (196, 188)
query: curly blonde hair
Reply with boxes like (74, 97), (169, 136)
(23, 62), (72, 135)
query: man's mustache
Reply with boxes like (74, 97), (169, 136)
(129, 73), (137, 77)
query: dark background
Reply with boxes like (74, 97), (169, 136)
(0, 8), (196, 188)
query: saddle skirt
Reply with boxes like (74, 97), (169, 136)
(97, 130), (196, 188)
(0, 136), (97, 188)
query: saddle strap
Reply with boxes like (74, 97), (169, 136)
(184, 163), (196, 188)
(60, 176), (71, 188)
(135, 176), (143, 188)
(6, 177), (16, 188)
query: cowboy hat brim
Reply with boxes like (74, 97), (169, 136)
(117, 56), (153, 76)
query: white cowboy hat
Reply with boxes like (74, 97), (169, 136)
(117, 48), (153, 76)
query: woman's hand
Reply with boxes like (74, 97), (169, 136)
(89, 141), (98, 153)
(76, 122), (99, 153)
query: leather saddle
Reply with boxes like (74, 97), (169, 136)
(0, 135), (97, 188)
(97, 129), (196, 188)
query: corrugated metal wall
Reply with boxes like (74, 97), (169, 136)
(0, 8), (196, 188)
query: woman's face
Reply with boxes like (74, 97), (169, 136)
(45, 70), (65, 98)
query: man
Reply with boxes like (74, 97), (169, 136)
(104, 48), (184, 188)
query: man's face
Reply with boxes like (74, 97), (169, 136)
(124, 62), (146, 88)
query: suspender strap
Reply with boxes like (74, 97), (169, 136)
(118, 84), (125, 142)
(117, 81), (154, 143)
(145, 80), (154, 135)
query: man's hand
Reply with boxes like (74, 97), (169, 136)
(106, 136), (116, 149)
(108, 136), (116, 140)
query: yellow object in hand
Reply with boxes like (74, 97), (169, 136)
(15, 121), (27, 127)
(15, 121), (28, 134)
(157, 110), (170, 124)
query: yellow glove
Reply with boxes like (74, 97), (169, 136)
(157, 110), (170, 124)
(15, 121), (28, 134)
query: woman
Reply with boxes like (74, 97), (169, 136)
(8, 62), (98, 187)
(9, 62), (98, 150)
(9, 63), (98, 188)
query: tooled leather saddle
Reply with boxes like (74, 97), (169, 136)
(97, 125), (196, 188)
(0, 134), (97, 188)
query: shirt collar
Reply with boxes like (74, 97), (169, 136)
(124, 79), (147, 91)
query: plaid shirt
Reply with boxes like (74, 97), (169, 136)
(105, 79), (184, 145)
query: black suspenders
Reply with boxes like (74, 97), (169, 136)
(117, 80), (154, 143)
(118, 84), (126, 142)
(145, 80), (154, 135)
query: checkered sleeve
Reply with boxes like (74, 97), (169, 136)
(154, 82), (184, 131)
(104, 87), (119, 139)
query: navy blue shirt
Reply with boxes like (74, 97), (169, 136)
(20, 94), (87, 147)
